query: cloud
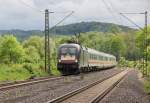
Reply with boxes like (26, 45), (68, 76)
(0, 0), (149, 30)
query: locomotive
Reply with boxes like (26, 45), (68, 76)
(57, 43), (117, 75)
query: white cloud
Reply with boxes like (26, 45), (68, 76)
(0, 0), (149, 30)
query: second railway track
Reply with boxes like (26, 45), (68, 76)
(0, 76), (64, 90)
(47, 70), (128, 103)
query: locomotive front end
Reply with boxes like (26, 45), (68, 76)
(57, 44), (80, 75)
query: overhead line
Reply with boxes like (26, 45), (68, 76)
(120, 13), (144, 30)
(101, 0), (120, 24)
(50, 11), (74, 30)
(120, 12), (145, 14)
(18, 0), (43, 13)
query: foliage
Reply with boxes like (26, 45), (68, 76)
(109, 35), (126, 60)
(0, 35), (25, 64)
(0, 64), (30, 81)
(24, 46), (41, 63)
(144, 80), (150, 93)
(0, 63), (48, 81)
(78, 32), (126, 60)
(0, 25), (149, 81)
(136, 26), (150, 59)
(118, 57), (127, 67)
(23, 36), (44, 58)
(146, 46), (150, 60)
(23, 63), (48, 77)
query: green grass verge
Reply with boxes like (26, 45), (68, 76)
(144, 62), (150, 93)
(144, 79), (150, 94)
(0, 63), (60, 82)
(0, 64), (31, 81)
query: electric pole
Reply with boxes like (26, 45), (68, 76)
(120, 11), (148, 76)
(45, 9), (51, 74)
(44, 10), (73, 74)
(144, 11), (148, 76)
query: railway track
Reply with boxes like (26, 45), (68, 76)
(0, 76), (63, 91)
(47, 70), (128, 103)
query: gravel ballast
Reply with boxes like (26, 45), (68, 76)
(99, 70), (150, 103)
(0, 68), (121, 103)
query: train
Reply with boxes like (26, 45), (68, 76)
(57, 43), (117, 75)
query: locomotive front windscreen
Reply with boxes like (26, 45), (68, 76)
(61, 47), (76, 55)
(60, 47), (77, 60)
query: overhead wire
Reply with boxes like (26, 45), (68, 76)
(103, 0), (142, 29)
(119, 13), (143, 30)
(50, 11), (74, 30)
(18, 0), (43, 13)
(103, 0), (127, 26)
(101, 0), (119, 23)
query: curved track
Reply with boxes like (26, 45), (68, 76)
(47, 70), (128, 103)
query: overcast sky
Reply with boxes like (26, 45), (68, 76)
(0, 0), (150, 30)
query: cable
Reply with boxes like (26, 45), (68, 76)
(120, 13), (143, 30)
(50, 11), (74, 30)
(18, 0), (43, 13)
(101, 0), (120, 24)
(51, 11), (74, 14)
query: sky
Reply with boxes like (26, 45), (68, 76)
(0, 0), (150, 30)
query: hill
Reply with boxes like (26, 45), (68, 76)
(0, 22), (136, 40)
(51, 22), (136, 35)
(0, 30), (43, 40)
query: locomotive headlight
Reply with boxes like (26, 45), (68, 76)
(58, 59), (61, 62)
(75, 59), (78, 62)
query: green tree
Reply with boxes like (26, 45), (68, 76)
(23, 36), (44, 58)
(0, 35), (25, 63)
(122, 33), (140, 60)
(24, 46), (40, 63)
(136, 26), (150, 60)
(146, 46), (150, 60)
(109, 35), (126, 60)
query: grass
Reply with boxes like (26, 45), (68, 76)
(0, 63), (60, 82)
(0, 64), (31, 81)
(143, 61), (150, 93)
(144, 79), (150, 94)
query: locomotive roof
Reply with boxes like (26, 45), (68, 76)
(58, 43), (116, 58)
(58, 43), (81, 50)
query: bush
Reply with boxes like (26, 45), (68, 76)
(0, 64), (30, 81)
(144, 79), (150, 94)
(23, 63), (48, 78)
(23, 63), (34, 74)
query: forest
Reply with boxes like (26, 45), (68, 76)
(0, 26), (149, 82)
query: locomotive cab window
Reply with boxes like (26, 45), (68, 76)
(61, 47), (77, 55)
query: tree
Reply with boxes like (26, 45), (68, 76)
(147, 46), (150, 60)
(136, 26), (150, 60)
(24, 46), (41, 63)
(23, 36), (44, 58)
(0, 35), (25, 63)
(122, 33), (140, 60)
(109, 35), (126, 61)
